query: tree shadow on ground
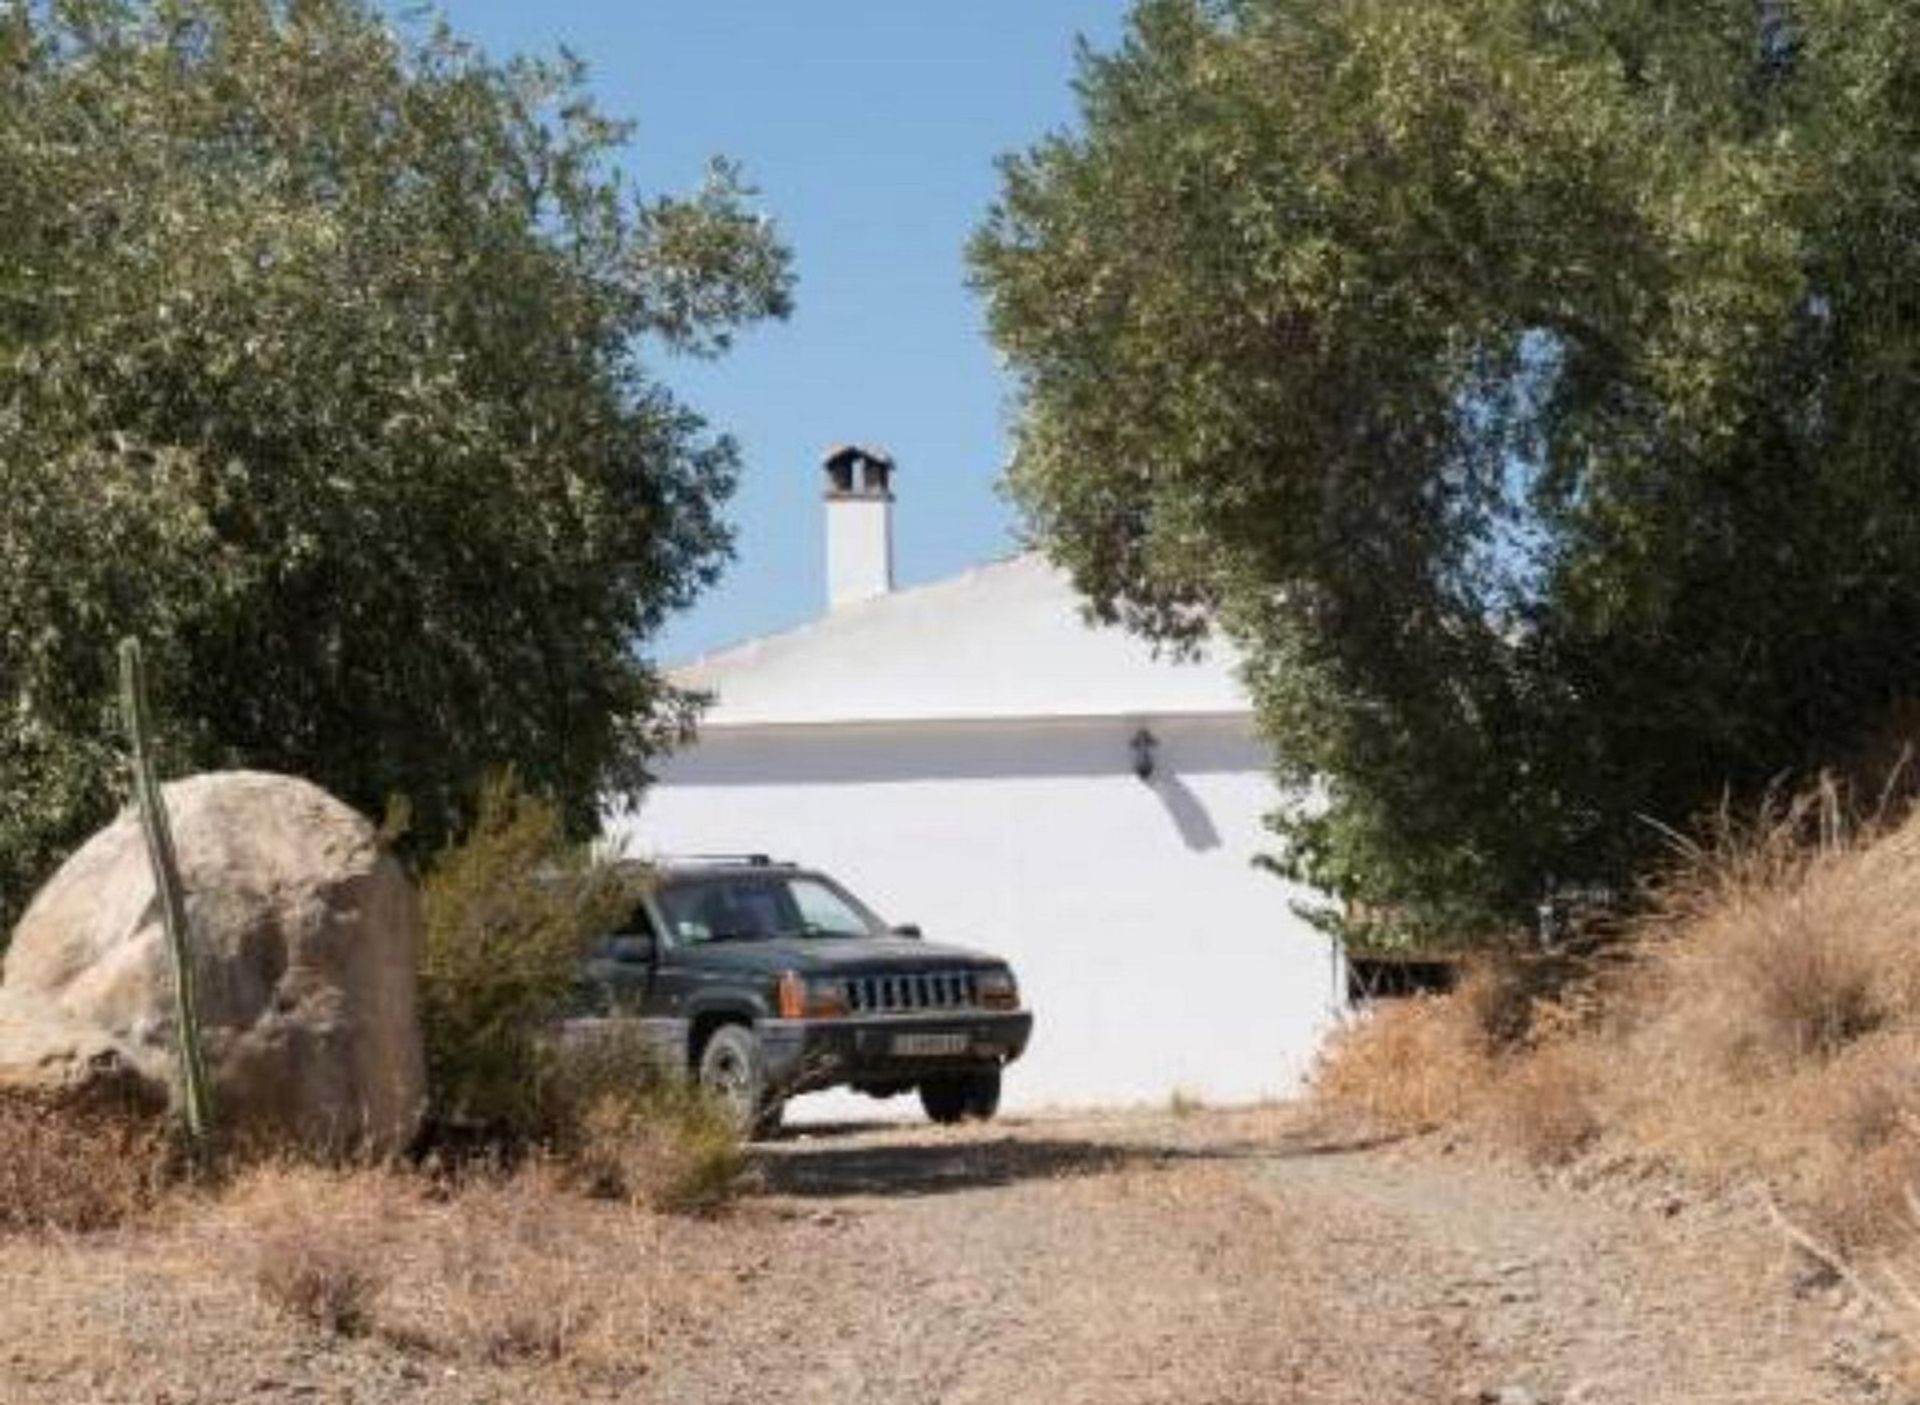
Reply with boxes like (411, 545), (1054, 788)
(750, 1121), (1401, 1200)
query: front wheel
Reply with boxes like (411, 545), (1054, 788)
(919, 1068), (1001, 1125)
(698, 1024), (782, 1139)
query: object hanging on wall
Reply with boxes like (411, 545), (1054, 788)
(1130, 726), (1158, 782)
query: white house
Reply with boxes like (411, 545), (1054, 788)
(609, 446), (1344, 1111)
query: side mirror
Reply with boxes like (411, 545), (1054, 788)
(608, 933), (657, 965)
(892, 923), (923, 940)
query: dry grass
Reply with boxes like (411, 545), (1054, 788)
(1480, 1044), (1601, 1167)
(221, 1164), (403, 1336)
(0, 1094), (169, 1233)
(249, 1213), (386, 1335)
(1604, 794), (1920, 1203)
(559, 1088), (745, 1213)
(538, 1021), (748, 1214)
(1320, 779), (1920, 1301)
(209, 1159), (677, 1374)
(1312, 993), (1491, 1134)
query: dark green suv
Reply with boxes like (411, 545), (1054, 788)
(571, 857), (1032, 1135)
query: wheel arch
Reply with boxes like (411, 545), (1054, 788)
(689, 1005), (756, 1067)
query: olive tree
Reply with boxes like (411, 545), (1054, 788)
(0, 0), (792, 926)
(974, 0), (1920, 942)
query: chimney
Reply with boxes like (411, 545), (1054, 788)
(822, 444), (895, 610)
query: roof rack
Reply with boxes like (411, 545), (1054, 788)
(651, 853), (787, 868)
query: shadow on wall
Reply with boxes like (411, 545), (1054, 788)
(653, 715), (1268, 788)
(1149, 772), (1221, 852)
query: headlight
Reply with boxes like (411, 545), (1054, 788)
(977, 968), (1020, 1011)
(777, 972), (849, 1019)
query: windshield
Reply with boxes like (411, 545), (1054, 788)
(655, 872), (887, 944)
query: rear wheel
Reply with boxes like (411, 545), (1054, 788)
(919, 1068), (1001, 1125)
(698, 1024), (783, 1139)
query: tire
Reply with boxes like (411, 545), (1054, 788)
(698, 1024), (782, 1140)
(919, 1068), (1001, 1125)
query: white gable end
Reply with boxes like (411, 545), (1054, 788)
(674, 553), (1248, 727)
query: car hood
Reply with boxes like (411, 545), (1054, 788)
(680, 934), (1006, 976)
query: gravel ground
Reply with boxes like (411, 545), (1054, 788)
(0, 1104), (1909, 1404)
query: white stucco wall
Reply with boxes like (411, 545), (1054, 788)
(610, 713), (1343, 1115)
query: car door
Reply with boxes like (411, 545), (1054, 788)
(579, 900), (662, 1018)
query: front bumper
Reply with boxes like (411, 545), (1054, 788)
(758, 1010), (1033, 1094)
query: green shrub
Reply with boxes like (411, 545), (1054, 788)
(416, 777), (742, 1209)
(417, 774), (631, 1137)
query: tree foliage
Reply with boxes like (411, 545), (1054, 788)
(0, 0), (791, 927)
(974, 0), (1920, 943)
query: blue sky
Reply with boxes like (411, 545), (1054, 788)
(438, 2), (1132, 660)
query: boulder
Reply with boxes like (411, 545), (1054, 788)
(3, 771), (426, 1154)
(0, 988), (159, 1113)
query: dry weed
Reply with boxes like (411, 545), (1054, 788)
(378, 1164), (661, 1370)
(0, 1095), (169, 1233)
(1802, 1137), (1920, 1258)
(1545, 790), (1920, 1278)
(209, 1159), (668, 1374)
(1482, 1046), (1601, 1167)
(251, 1224), (385, 1335)
(1318, 779), (1920, 1279)
(540, 1021), (747, 1214)
(561, 1089), (745, 1213)
(1312, 995), (1490, 1135)
(221, 1165), (400, 1335)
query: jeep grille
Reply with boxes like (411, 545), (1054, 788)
(845, 970), (980, 1014)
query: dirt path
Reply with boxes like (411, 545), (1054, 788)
(648, 1108), (1904, 1405)
(0, 1106), (1908, 1403)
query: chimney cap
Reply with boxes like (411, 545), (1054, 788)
(822, 443), (895, 499)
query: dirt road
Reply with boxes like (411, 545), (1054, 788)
(655, 1107), (1904, 1405)
(0, 1106), (1908, 1403)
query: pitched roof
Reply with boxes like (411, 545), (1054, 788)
(671, 553), (1250, 728)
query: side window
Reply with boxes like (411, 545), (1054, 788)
(573, 902), (658, 1018)
(613, 901), (658, 939)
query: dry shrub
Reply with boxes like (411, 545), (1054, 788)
(1319, 777), (1920, 1332)
(563, 1090), (743, 1213)
(540, 1021), (746, 1214)
(1637, 780), (1920, 1068)
(252, 1223), (385, 1335)
(1482, 1045), (1601, 1167)
(0, 1094), (169, 1233)
(223, 1164), (399, 1335)
(1456, 956), (1553, 1050)
(1559, 786), (1920, 1270)
(1312, 994), (1490, 1134)
(1680, 882), (1888, 1073)
(1614, 796), (1920, 1161)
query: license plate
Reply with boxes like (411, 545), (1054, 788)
(892, 1032), (970, 1057)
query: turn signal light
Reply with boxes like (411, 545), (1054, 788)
(777, 972), (849, 1019)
